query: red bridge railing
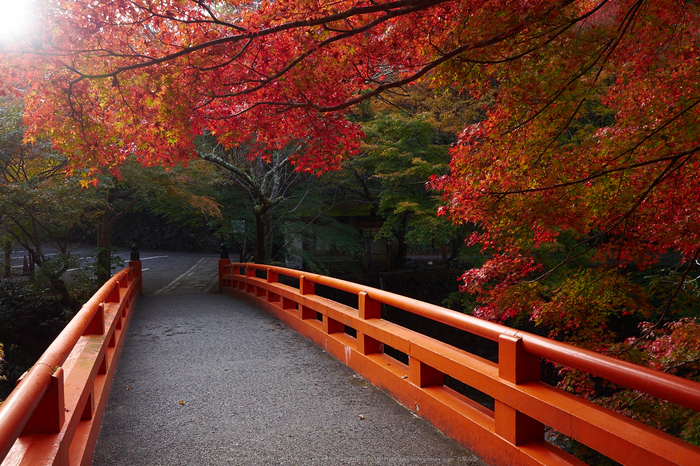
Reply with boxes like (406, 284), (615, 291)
(220, 260), (700, 466)
(0, 261), (141, 466)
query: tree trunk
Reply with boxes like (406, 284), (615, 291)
(28, 249), (35, 275)
(50, 278), (80, 312)
(3, 241), (10, 277)
(95, 186), (138, 285)
(447, 237), (463, 263)
(96, 193), (115, 285)
(394, 213), (409, 269)
(254, 211), (266, 264)
(96, 219), (113, 284)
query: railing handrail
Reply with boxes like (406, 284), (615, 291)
(222, 261), (700, 465)
(0, 263), (141, 464)
(227, 262), (700, 411)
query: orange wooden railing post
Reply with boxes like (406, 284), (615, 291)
(495, 334), (544, 446)
(409, 359), (444, 388)
(266, 268), (281, 304)
(358, 292), (383, 355)
(299, 275), (316, 319)
(243, 265), (255, 294)
(129, 244), (142, 294)
(83, 303), (105, 336)
(228, 264), (241, 290)
(19, 367), (65, 436)
(213, 263), (700, 464)
(104, 281), (120, 303)
(299, 275), (314, 295)
(129, 261), (142, 294)
(267, 268), (279, 284)
(0, 263), (142, 465)
(218, 258), (230, 293)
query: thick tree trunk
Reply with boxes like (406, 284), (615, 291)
(96, 186), (138, 284)
(96, 219), (113, 284)
(96, 193), (115, 285)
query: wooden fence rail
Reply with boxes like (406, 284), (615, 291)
(220, 260), (700, 466)
(0, 261), (141, 466)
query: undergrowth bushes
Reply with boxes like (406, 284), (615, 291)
(0, 270), (97, 400)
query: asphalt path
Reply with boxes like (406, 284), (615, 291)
(135, 250), (223, 295)
(92, 253), (486, 465)
(3, 245), (225, 294)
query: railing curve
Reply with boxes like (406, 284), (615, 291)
(0, 261), (141, 466)
(220, 260), (700, 466)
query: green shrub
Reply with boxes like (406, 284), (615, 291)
(0, 277), (74, 400)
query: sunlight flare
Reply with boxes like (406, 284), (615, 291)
(0, 0), (36, 43)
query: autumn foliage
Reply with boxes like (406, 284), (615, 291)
(3, 0), (700, 441)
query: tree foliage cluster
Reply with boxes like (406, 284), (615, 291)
(197, 115), (457, 273)
(0, 96), (225, 398)
(0, 90), (459, 399)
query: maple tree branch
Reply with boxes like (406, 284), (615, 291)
(268, 177), (313, 225)
(584, 149), (695, 245)
(231, 28), (536, 114)
(607, 99), (700, 167)
(614, 247), (700, 358)
(20, 206), (64, 252)
(488, 144), (700, 196)
(189, 0), (245, 32)
(505, 0), (641, 142)
(504, 36), (614, 136)
(235, 1), (588, 114)
(199, 149), (255, 186)
(664, 356), (700, 373)
(261, 148), (299, 195)
(453, 0), (611, 67)
(121, 0), (247, 32)
(63, 0), (586, 120)
(197, 38), (253, 73)
(527, 147), (698, 284)
(653, 246), (700, 328)
(205, 4), (431, 100)
(109, 192), (140, 226)
(65, 0), (453, 82)
(3, 217), (38, 259)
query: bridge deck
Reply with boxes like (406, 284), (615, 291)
(93, 287), (484, 464)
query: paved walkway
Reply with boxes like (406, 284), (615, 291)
(151, 256), (220, 294)
(93, 260), (485, 465)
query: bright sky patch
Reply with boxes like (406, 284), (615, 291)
(0, 1), (35, 43)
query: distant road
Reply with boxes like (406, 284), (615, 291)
(139, 253), (220, 295)
(4, 244), (236, 296)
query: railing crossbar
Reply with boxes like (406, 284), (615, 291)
(222, 261), (700, 466)
(0, 262), (142, 466)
